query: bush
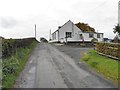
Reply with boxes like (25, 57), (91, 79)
(2, 39), (38, 88)
(2, 38), (36, 58)
(96, 42), (120, 59)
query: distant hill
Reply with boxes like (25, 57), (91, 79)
(75, 22), (96, 33)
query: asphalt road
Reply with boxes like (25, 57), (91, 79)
(14, 43), (118, 88)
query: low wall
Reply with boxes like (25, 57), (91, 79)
(96, 42), (120, 59)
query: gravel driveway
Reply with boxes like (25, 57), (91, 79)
(14, 43), (118, 88)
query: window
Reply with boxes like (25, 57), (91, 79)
(66, 32), (72, 38)
(97, 34), (100, 38)
(89, 33), (94, 38)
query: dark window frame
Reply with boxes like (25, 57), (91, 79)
(66, 32), (72, 38)
(89, 33), (94, 38)
(97, 34), (100, 38)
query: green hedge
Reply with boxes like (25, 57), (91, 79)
(2, 40), (38, 88)
(2, 38), (37, 58)
(96, 42), (120, 59)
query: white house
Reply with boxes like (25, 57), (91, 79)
(51, 20), (103, 43)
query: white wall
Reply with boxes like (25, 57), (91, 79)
(58, 20), (82, 42)
(82, 33), (103, 42)
(51, 31), (58, 42)
(51, 20), (103, 42)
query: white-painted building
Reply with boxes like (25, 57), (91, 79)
(51, 20), (103, 43)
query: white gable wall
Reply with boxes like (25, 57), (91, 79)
(58, 20), (82, 42)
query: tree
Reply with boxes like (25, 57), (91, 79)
(113, 24), (120, 36)
(75, 22), (95, 32)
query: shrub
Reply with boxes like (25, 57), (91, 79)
(2, 38), (36, 58)
(96, 42), (120, 59)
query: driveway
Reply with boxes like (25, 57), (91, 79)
(14, 43), (117, 88)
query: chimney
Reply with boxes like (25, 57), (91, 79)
(58, 26), (61, 29)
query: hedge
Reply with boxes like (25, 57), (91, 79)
(2, 38), (37, 58)
(96, 42), (120, 59)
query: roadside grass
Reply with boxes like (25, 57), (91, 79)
(0, 39), (2, 84)
(2, 41), (38, 88)
(81, 50), (120, 85)
(0, 59), (2, 88)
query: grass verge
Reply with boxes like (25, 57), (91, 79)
(2, 40), (38, 88)
(81, 50), (120, 86)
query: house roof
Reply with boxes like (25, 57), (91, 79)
(52, 20), (72, 34)
(52, 20), (103, 34)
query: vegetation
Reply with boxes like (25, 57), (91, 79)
(2, 38), (38, 88)
(91, 38), (98, 43)
(96, 42), (120, 59)
(113, 24), (120, 36)
(112, 35), (120, 43)
(75, 22), (95, 32)
(2, 38), (37, 58)
(81, 50), (120, 85)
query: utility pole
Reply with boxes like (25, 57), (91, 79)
(35, 24), (36, 39)
(49, 29), (51, 41)
(118, 1), (120, 25)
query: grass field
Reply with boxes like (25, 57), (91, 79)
(2, 40), (38, 88)
(81, 50), (120, 85)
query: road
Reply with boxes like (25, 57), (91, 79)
(15, 43), (117, 88)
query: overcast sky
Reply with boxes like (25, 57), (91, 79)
(0, 0), (119, 41)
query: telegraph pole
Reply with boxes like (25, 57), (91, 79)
(35, 24), (36, 38)
(49, 29), (51, 41)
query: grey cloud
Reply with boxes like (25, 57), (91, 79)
(0, 17), (17, 28)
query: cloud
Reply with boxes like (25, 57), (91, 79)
(0, 0), (118, 39)
(0, 17), (17, 28)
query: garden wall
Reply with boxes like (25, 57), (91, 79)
(96, 42), (120, 59)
